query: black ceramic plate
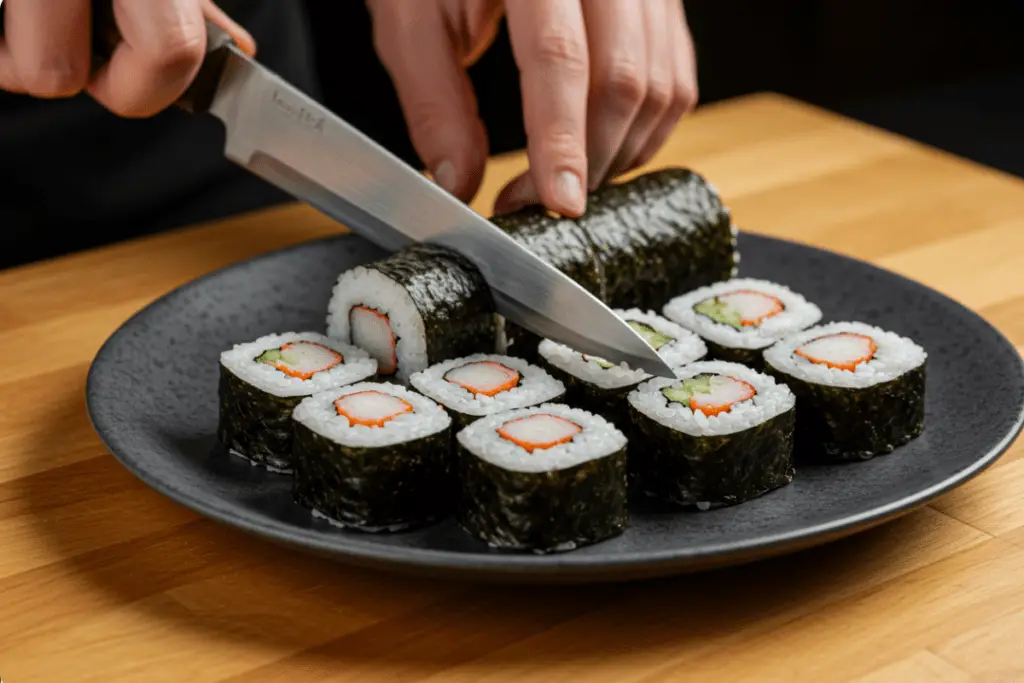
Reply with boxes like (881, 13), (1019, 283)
(86, 233), (1024, 583)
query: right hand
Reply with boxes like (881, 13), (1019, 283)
(0, 0), (255, 117)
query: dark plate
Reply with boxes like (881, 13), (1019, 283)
(86, 233), (1024, 583)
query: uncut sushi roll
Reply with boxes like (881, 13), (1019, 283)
(663, 278), (822, 367)
(456, 403), (628, 553)
(627, 360), (796, 509)
(326, 243), (496, 383)
(218, 332), (377, 472)
(409, 354), (566, 429)
(291, 381), (453, 531)
(536, 308), (707, 428)
(762, 321), (926, 463)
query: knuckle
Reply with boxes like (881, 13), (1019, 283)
(531, 32), (588, 75)
(21, 62), (87, 97)
(542, 129), (586, 164)
(645, 72), (675, 112)
(597, 57), (646, 107)
(141, 28), (205, 76)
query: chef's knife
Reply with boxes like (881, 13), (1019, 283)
(85, 7), (675, 377)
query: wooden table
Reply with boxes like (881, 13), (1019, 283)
(3, 93), (1024, 683)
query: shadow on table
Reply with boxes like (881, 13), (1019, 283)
(19, 389), (968, 677)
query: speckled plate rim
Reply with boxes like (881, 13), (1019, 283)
(85, 232), (1024, 580)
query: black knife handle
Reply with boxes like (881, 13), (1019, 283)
(89, 0), (235, 113)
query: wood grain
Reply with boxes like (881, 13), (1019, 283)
(2, 92), (1023, 682)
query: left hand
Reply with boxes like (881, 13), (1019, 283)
(368, 0), (698, 218)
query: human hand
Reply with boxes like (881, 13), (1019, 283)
(0, 0), (255, 117)
(369, 0), (698, 218)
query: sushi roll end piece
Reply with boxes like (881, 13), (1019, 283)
(456, 403), (628, 553)
(218, 332), (377, 471)
(763, 321), (926, 463)
(663, 278), (822, 369)
(291, 382), (453, 531)
(409, 354), (565, 429)
(627, 360), (796, 509)
(536, 308), (707, 428)
(326, 243), (496, 383)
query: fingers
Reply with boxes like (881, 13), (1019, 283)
(87, 0), (207, 117)
(627, 0), (698, 170)
(580, 0), (646, 190)
(0, 0), (92, 97)
(441, 0), (505, 68)
(505, 0), (589, 217)
(605, 0), (673, 179)
(369, 0), (488, 203)
(203, 0), (257, 58)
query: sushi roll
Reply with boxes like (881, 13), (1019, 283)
(762, 321), (927, 463)
(662, 278), (822, 367)
(536, 308), (707, 428)
(326, 243), (496, 383)
(291, 381), (453, 531)
(218, 332), (377, 472)
(577, 167), (736, 310)
(456, 403), (628, 553)
(627, 360), (796, 509)
(408, 354), (566, 429)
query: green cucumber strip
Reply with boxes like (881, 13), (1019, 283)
(693, 297), (743, 330)
(627, 320), (673, 350)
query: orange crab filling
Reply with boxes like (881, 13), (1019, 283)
(496, 413), (582, 453)
(444, 361), (521, 397)
(334, 390), (413, 427)
(795, 332), (878, 371)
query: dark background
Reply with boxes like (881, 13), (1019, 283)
(307, 0), (1024, 178)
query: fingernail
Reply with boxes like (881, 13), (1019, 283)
(434, 160), (457, 194)
(555, 170), (584, 214)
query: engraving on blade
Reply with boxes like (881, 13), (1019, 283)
(208, 53), (672, 377)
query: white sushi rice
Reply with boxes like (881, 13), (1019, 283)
(536, 309), (706, 389)
(219, 331), (377, 397)
(292, 381), (451, 448)
(457, 403), (626, 474)
(326, 267), (427, 383)
(763, 321), (927, 389)
(408, 354), (565, 417)
(662, 277), (821, 350)
(628, 360), (795, 437)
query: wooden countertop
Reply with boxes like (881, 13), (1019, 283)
(3, 93), (1024, 683)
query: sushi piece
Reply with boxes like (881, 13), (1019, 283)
(291, 381), (453, 531)
(536, 308), (707, 428)
(326, 243), (496, 383)
(762, 321), (927, 463)
(662, 278), (822, 367)
(408, 354), (566, 429)
(218, 332), (377, 472)
(577, 167), (736, 310)
(627, 360), (796, 509)
(456, 403), (628, 553)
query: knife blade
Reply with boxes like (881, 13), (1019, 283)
(88, 10), (676, 378)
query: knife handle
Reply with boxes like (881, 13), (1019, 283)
(87, 0), (235, 114)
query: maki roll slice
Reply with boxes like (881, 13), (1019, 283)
(762, 321), (927, 463)
(291, 382), (453, 531)
(409, 354), (566, 429)
(663, 278), (822, 367)
(577, 167), (736, 310)
(218, 332), (377, 472)
(456, 403), (628, 553)
(326, 243), (496, 383)
(627, 360), (796, 509)
(536, 308), (707, 428)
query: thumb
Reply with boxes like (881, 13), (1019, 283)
(370, 1), (488, 203)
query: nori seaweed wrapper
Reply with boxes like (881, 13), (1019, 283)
(457, 445), (628, 553)
(363, 243), (496, 370)
(703, 340), (767, 371)
(764, 362), (926, 463)
(217, 364), (303, 470)
(539, 359), (637, 432)
(291, 420), (454, 531)
(578, 168), (735, 310)
(491, 208), (604, 360)
(628, 405), (796, 508)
